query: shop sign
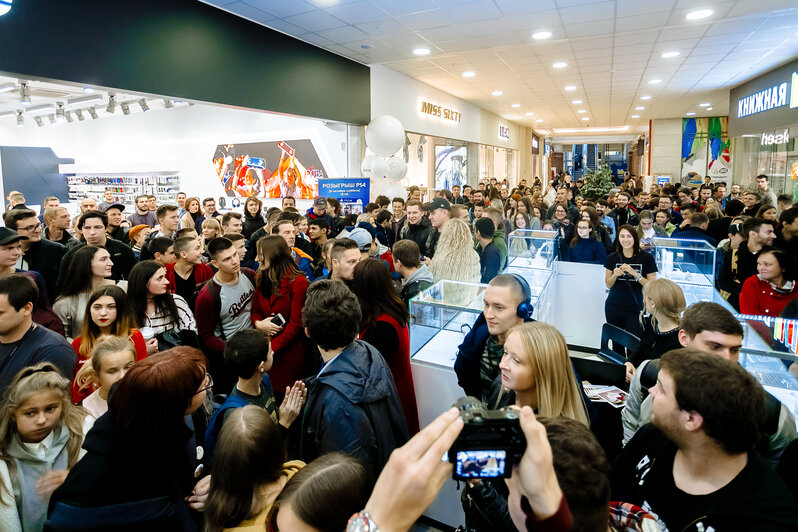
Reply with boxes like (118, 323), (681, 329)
(736, 72), (798, 118)
(498, 125), (510, 140)
(761, 128), (790, 146)
(531, 133), (540, 155)
(419, 100), (461, 123)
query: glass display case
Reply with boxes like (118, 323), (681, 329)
(409, 280), (486, 368)
(507, 229), (558, 270)
(653, 237), (717, 286)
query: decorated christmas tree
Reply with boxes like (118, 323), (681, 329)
(580, 164), (615, 200)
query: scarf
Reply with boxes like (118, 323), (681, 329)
(759, 275), (795, 294)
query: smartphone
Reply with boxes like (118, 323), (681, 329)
(271, 313), (286, 327)
(454, 450), (507, 479)
(247, 156), (266, 169)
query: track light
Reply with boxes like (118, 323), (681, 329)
(139, 99), (149, 112)
(88, 107), (98, 119)
(65, 111), (73, 123)
(55, 103), (66, 122)
(75, 109), (85, 121)
(121, 101), (130, 115)
(163, 99), (174, 109)
(19, 83), (31, 106)
(106, 95), (117, 114)
(34, 116), (44, 127)
(48, 114), (56, 125)
(16, 112), (23, 128)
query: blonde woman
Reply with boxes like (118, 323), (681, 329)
(462, 321), (589, 532)
(201, 217), (223, 259)
(428, 219), (480, 283)
(494, 322), (589, 425)
(625, 278), (685, 377)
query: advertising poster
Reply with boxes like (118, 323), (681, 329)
(212, 140), (326, 198)
(319, 178), (370, 216)
(681, 117), (732, 184)
(434, 145), (467, 190)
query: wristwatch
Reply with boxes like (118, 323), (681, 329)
(347, 510), (380, 532)
(635, 274), (643, 282)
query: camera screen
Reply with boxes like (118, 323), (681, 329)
(455, 450), (506, 478)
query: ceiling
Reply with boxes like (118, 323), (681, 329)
(203, 0), (798, 134)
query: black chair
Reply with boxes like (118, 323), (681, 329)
(599, 323), (641, 365)
(571, 356), (626, 389)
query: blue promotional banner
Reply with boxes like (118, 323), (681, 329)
(319, 178), (370, 216)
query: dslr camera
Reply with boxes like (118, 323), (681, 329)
(448, 397), (526, 480)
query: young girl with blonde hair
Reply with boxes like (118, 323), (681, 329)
(74, 337), (137, 419)
(428, 219), (480, 283)
(0, 364), (93, 531)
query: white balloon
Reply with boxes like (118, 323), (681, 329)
(365, 115), (405, 157)
(384, 183), (407, 200)
(371, 158), (390, 180)
(369, 177), (389, 199)
(385, 158), (408, 183)
(360, 155), (377, 177)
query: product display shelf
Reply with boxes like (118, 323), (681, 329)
(652, 237), (717, 287)
(66, 173), (180, 208)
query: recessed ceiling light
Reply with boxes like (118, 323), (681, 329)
(640, 95), (652, 100)
(536, 119), (544, 122)
(661, 51), (680, 58)
(572, 99), (582, 104)
(686, 112), (696, 116)
(581, 117), (590, 120)
(552, 62), (568, 69)
(648, 79), (662, 84)
(635, 106), (645, 110)
(564, 85), (577, 91)
(686, 9), (713, 20)
(577, 109), (586, 113)
(706, 107), (713, 111)
(491, 90), (503, 96)
(631, 115), (640, 118)
(413, 47), (430, 56)
(462, 71), (476, 78)
(83, 87), (95, 93)
(532, 31), (552, 40)
(525, 112), (534, 116)
(511, 103), (521, 108)
(699, 102), (711, 107)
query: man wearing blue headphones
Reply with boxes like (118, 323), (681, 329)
(454, 274), (534, 401)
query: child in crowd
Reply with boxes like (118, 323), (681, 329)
(0, 363), (93, 531)
(75, 337), (136, 419)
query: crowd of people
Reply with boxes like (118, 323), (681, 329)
(0, 172), (795, 531)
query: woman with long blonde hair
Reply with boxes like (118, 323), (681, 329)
(494, 322), (589, 426)
(428, 219), (480, 283)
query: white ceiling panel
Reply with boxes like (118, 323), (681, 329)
(202, 0), (798, 129)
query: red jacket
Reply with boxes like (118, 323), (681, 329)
(251, 274), (315, 391)
(164, 262), (214, 293)
(359, 313), (419, 434)
(740, 276), (798, 317)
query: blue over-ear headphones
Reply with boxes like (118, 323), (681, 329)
(509, 273), (534, 319)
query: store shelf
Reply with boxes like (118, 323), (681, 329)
(65, 173), (180, 208)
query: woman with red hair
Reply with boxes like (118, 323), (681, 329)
(46, 347), (211, 531)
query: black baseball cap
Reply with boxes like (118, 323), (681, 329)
(422, 198), (451, 211)
(103, 203), (125, 213)
(0, 227), (28, 246)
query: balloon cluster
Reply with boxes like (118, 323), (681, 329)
(362, 115), (408, 200)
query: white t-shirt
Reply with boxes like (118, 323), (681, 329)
(214, 273), (254, 340)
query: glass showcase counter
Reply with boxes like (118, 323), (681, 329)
(653, 237), (717, 286)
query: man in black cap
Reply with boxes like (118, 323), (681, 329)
(306, 196), (334, 229)
(104, 202), (128, 244)
(421, 197), (450, 262)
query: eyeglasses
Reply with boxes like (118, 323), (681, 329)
(196, 373), (213, 395)
(16, 222), (41, 232)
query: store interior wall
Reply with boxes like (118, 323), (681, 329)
(649, 118), (683, 185)
(0, 0), (370, 126)
(0, 103), (348, 207)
